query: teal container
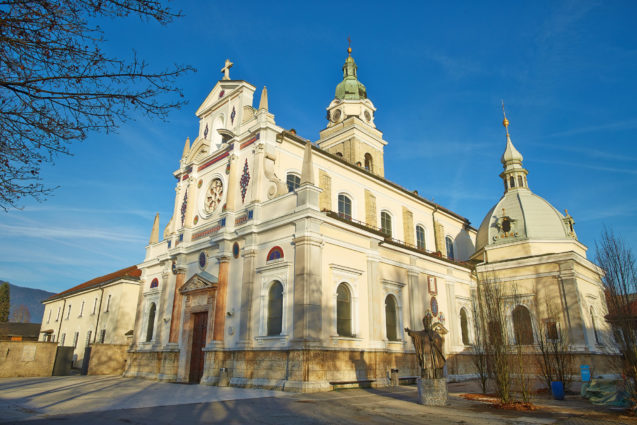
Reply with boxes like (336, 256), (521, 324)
(551, 381), (565, 400)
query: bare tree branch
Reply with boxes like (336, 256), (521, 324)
(0, 0), (195, 209)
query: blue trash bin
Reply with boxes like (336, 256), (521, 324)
(551, 381), (565, 400)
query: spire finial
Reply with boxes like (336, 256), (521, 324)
(347, 36), (352, 55)
(502, 100), (510, 136)
(149, 213), (160, 244)
(258, 86), (268, 111)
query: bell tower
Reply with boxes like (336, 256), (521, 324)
(317, 44), (387, 177)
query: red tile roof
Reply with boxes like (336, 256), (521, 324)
(45, 265), (141, 302)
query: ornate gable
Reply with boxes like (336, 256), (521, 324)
(179, 271), (218, 294)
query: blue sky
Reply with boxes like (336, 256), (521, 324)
(2, 0), (637, 293)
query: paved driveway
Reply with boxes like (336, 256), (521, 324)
(1, 376), (635, 424)
(0, 375), (291, 423)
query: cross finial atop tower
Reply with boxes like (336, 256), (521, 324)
(221, 59), (233, 80)
(347, 36), (352, 55)
(502, 100), (510, 136)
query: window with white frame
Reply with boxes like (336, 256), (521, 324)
(47, 309), (51, 324)
(56, 306), (61, 321)
(99, 329), (106, 343)
(338, 194), (352, 220)
(460, 307), (470, 345)
(79, 300), (84, 317)
(92, 297), (98, 315)
(385, 295), (399, 341)
(66, 305), (71, 319)
(416, 225), (426, 250)
(286, 173), (300, 192)
(146, 303), (156, 342)
(380, 211), (392, 237)
(86, 330), (92, 347)
(336, 283), (353, 337)
(60, 333), (66, 346)
(445, 236), (455, 260)
(512, 305), (534, 345)
(267, 281), (283, 336)
(105, 294), (111, 312)
(72, 332), (79, 348)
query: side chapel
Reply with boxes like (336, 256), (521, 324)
(124, 49), (612, 391)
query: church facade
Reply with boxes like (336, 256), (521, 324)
(124, 50), (612, 391)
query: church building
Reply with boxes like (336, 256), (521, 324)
(124, 48), (612, 391)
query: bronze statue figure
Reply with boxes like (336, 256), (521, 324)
(405, 314), (448, 379)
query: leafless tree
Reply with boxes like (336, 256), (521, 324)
(596, 228), (637, 402)
(0, 0), (194, 209)
(11, 304), (30, 323)
(535, 296), (575, 392)
(470, 289), (490, 394)
(475, 271), (513, 404)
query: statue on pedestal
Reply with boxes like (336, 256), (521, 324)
(405, 312), (449, 405)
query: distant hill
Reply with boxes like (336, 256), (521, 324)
(0, 281), (55, 323)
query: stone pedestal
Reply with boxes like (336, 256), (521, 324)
(417, 377), (447, 406)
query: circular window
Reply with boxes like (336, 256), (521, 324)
(199, 252), (206, 268)
(430, 297), (439, 317)
(205, 178), (224, 213)
(193, 215), (199, 225)
(232, 242), (240, 259)
(332, 109), (341, 122)
(197, 179), (203, 189)
(364, 110), (371, 122)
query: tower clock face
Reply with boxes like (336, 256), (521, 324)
(205, 178), (224, 213)
(332, 109), (341, 122)
(364, 110), (371, 122)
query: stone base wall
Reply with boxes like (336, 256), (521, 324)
(87, 344), (129, 375)
(123, 348), (621, 392)
(123, 350), (179, 381)
(446, 351), (622, 383)
(0, 342), (57, 377)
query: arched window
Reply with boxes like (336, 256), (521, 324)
(590, 306), (600, 345)
(146, 303), (156, 343)
(336, 283), (352, 337)
(509, 176), (515, 188)
(512, 305), (533, 345)
(364, 153), (373, 172)
(445, 236), (455, 260)
(267, 281), (283, 336)
(150, 278), (159, 288)
(338, 194), (352, 220)
(286, 173), (301, 192)
(518, 175), (524, 188)
(416, 225), (426, 250)
(267, 246), (284, 261)
(385, 295), (399, 341)
(460, 308), (470, 345)
(381, 211), (392, 237)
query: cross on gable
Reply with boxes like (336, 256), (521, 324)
(221, 59), (233, 80)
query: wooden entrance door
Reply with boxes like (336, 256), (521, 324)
(189, 312), (208, 383)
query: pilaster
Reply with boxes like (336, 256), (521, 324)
(212, 256), (230, 343)
(238, 245), (257, 347)
(291, 217), (324, 344)
(168, 261), (188, 344)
